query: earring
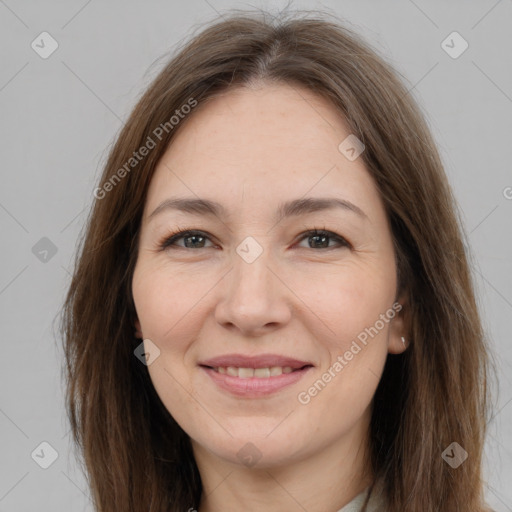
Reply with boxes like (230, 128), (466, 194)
(401, 336), (406, 345)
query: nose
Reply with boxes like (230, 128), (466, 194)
(214, 248), (292, 337)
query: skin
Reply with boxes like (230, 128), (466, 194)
(131, 82), (407, 512)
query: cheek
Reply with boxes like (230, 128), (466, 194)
(132, 261), (207, 345)
(293, 258), (396, 344)
(132, 263), (205, 429)
(294, 262), (395, 402)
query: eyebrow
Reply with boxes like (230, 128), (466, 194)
(147, 196), (367, 223)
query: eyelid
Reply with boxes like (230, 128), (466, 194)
(296, 228), (351, 250)
(158, 229), (216, 250)
(157, 226), (351, 251)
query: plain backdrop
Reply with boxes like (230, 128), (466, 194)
(0, 1), (511, 511)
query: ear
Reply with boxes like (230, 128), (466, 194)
(387, 293), (409, 355)
(134, 318), (143, 339)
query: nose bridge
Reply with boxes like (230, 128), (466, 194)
(231, 238), (276, 309)
(233, 241), (272, 294)
(215, 236), (291, 333)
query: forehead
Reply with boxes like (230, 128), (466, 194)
(143, 83), (386, 226)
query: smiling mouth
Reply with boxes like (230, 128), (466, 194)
(199, 362), (314, 397)
(200, 364), (312, 378)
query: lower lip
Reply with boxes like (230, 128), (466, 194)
(200, 366), (313, 397)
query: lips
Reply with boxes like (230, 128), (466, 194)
(199, 353), (313, 370)
(198, 353), (314, 397)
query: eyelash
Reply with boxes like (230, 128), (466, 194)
(156, 226), (351, 252)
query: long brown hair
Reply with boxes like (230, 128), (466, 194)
(59, 8), (493, 511)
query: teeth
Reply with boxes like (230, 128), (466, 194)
(270, 366), (283, 376)
(254, 367), (270, 378)
(214, 366), (297, 378)
(238, 367), (254, 378)
(226, 366), (238, 377)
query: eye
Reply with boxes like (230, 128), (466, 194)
(157, 227), (350, 251)
(295, 228), (351, 250)
(159, 229), (215, 250)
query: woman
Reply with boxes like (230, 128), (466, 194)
(60, 9), (494, 512)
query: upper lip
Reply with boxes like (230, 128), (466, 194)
(199, 353), (313, 369)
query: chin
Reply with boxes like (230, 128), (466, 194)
(192, 427), (311, 470)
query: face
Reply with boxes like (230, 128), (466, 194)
(131, 83), (406, 470)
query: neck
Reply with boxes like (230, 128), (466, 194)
(193, 410), (373, 512)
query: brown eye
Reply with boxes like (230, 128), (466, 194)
(296, 229), (350, 250)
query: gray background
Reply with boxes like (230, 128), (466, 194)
(0, 0), (511, 510)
